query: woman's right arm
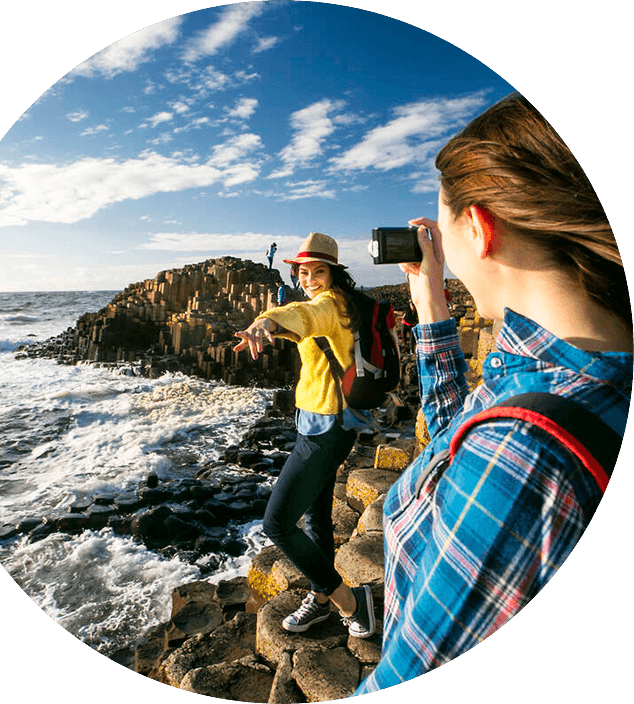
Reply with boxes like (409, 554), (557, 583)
(233, 317), (279, 360)
(401, 218), (468, 436)
(399, 218), (451, 325)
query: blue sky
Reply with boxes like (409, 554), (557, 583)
(0, 1), (514, 291)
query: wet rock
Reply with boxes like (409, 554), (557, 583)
(56, 513), (88, 533)
(85, 504), (117, 529)
(0, 524), (18, 540)
(113, 493), (143, 512)
(130, 505), (173, 540)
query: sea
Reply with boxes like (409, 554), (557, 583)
(0, 290), (274, 663)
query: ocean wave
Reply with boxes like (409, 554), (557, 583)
(0, 338), (32, 352)
(4, 314), (40, 323)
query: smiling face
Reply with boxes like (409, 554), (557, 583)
(297, 261), (334, 299)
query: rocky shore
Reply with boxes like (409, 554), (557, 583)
(13, 257), (499, 700)
(132, 387), (421, 701)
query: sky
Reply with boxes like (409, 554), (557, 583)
(0, 0), (515, 291)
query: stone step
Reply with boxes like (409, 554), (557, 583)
(345, 468), (398, 513)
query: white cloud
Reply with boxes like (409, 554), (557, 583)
(256, 179), (337, 202)
(147, 111), (174, 128)
(72, 17), (182, 78)
(182, 4), (268, 62)
(170, 101), (191, 114)
(329, 94), (488, 175)
(67, 110), (89, 122)
(138, 231), (278, 252)
(173, 117), (212, 134)
(209, 132), (263, 168)
(80, 124), (109, 137)
(280, 180), (337, 201)
(0, 142), (263, 227)
(269, 99), (346, 178)
(226, 97), (258, 120)
(253, 36), (280, 53)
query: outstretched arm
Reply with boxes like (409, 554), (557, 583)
(233, 318), (278, 360)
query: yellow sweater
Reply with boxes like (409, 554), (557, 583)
(257, 290), (354, 415)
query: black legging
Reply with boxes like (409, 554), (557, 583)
(263, 423), (357, 595)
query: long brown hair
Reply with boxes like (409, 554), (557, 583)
(436, 93), (631, 328)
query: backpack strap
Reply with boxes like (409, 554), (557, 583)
(314, 336), (345, 424)
(449, 392), (621, 493)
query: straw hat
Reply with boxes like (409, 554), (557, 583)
(283, 232), (347, 268)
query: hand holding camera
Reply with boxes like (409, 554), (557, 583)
(370, 218), (450, 324)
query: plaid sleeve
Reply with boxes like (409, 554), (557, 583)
(355, 417), (595, 695)
(413, 319), (469, 437)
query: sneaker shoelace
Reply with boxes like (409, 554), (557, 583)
(294, 596), (321, 620)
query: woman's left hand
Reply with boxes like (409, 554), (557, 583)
(233, 318), (277, 360)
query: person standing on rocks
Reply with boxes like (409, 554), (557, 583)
(266, 242), (277, 270)
(355, 93), (633, 693)
(234, 232), (376, 638)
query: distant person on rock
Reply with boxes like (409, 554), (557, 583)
(355, 93), (632, 693)
(266, 242), (277, 270)
(276, 283), (290, 306)
(234, 232), (375, 639)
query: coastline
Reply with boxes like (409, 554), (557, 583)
(128, 294), (497, 700)
(6, 264), (494, 699)
(131, 387), (423, 701)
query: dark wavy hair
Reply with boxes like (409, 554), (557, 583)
(291, 262), (361, 331)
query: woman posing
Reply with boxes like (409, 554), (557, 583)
(355, 93), (632, 692)
(234, 232), (375, 638)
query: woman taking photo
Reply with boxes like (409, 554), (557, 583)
(234, 232), (375, 638)
(355, 93), (632, 692)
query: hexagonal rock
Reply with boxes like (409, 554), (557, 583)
(332, 497), (359, 545)
(248, 545), (310, 603)
(256, 590), (347, 667)
(355, 497), (384, 536)
(170, 582), (223, 639)
(346, 468), (396, 514)
(179, 653), (274, 702)
(347, 632), (382, 665)
(292, 645), (360, 702)
(159, 611), (257, 687)
(268, 650), (305, 704)
(334, 534), (384, 598)
(373, 443), (412, 472)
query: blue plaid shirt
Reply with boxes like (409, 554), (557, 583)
(356, 309), (632, 694)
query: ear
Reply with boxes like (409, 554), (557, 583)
(466, 205), (497, 258)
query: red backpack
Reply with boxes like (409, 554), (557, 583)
(315, 290), (400, 416)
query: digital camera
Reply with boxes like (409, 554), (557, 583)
(369, 226), (425, 264)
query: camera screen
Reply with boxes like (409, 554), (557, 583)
(383, 229), (419, 261)
(372, 227), (421, 263)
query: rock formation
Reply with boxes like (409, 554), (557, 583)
(18, 257), (301, 387)
(125, 283), (502, 702)
(12, 258), (503, 700)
